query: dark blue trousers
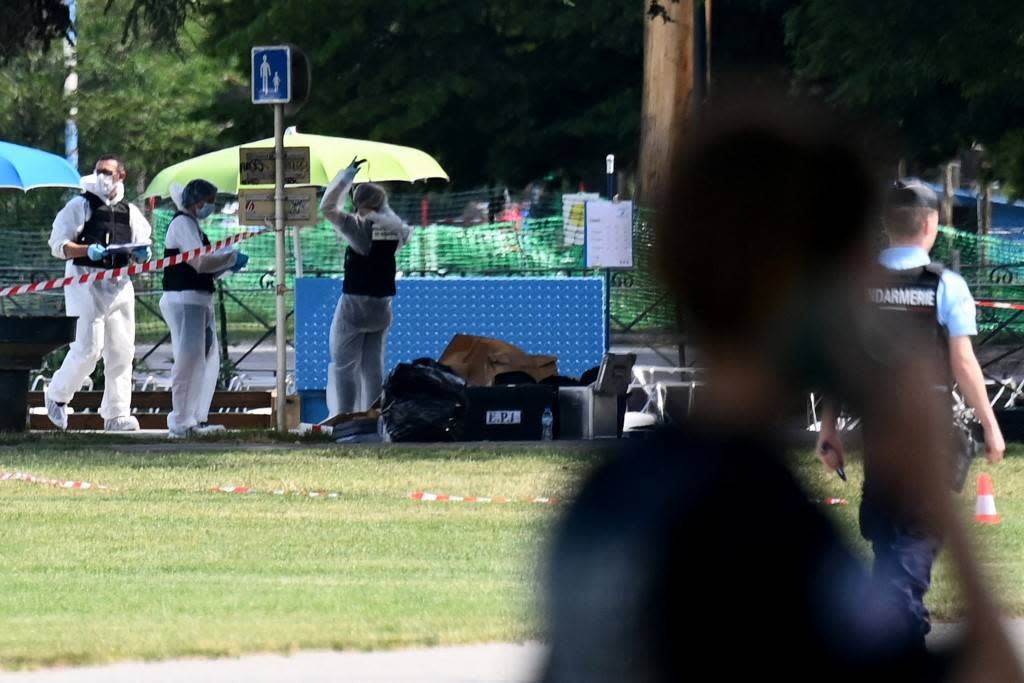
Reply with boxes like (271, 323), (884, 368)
(860, 493), (942, 647)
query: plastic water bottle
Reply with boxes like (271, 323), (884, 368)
(541, 406), (554, 441)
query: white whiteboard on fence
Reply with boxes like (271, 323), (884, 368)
(584, 200), (633, 268)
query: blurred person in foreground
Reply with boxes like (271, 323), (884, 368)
(539, 93), (1022, 682)
(816, 180), (1005, 647)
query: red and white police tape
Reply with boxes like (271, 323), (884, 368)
(977, 300), (1024, 312)
(0, 470), (107, 490)
(410, 491), (559, 505)
(0, 475), (340, 497)
(297, 423), (333, 436)
(0, 227), (268, 298)
(411, 491), (843, 507)
(210, 484), (341, 498)
(0, 472), (851, 506)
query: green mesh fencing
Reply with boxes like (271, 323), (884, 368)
(135, 198), (676, 338)
(0, 191), (677, 338)
(24, 193), (1024, 343)
(931, 226), (1024, 336)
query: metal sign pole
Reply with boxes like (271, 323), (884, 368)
(292, 226), (304, 279)
(274, 103), (287, 431)
(605, 154), (615, 199)
(604, 154), (615, 351)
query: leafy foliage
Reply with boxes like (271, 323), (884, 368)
(786, 1), (1024, 190)
(0, 0), (72, 65)
(107, 0), (201, 49)
(11, 0), (1024, 194)
(0, 0), (233, 191)
(198, 0), (644, 188)
(1, 0), (200, 65)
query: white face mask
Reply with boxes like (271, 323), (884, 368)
(95, 173), (117, 197)
(196, 203), (216, 219)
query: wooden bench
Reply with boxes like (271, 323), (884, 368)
(26, 391), (279, 430)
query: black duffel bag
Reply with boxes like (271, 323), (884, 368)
(380, 358), (468, 442)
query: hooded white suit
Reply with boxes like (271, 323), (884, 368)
(45, 176), (152, 420)
(320, 166), (412, 415)
(158, 184), (240, 434)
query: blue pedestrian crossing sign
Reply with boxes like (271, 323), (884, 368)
(251, 45), (291, 104)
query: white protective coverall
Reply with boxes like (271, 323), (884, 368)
(158, 192), (240, 433)
(320, 167), (413, 415)
(45, 176), (152, 420)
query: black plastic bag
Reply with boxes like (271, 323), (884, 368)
(380, 358), (467, 442)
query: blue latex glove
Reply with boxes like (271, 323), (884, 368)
(87, 243), (107, 261)
(230, 252), (249, 273)
(131, 246), (152, 263)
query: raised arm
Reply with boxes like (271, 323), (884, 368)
(319, 158), (365, 226)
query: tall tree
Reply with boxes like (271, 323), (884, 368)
(786, 0), (1024, 191)
(638, 0), (694, 204)
(0, 0), (231, 191)
(710, 0), (796, 71)
(74, 1), (231, 188)
(198, 0), (644, 188)
(1, 0), (200, 64)
(1, 0), (72, 65)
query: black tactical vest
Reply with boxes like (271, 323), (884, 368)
(162, 212), (216, 293)
(865, 262), (950, 386)
(72, 192), (133, 268)
(861, 261), (977, 499)
(342, 220), (400, 297)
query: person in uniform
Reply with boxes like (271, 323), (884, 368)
(45, 154), (152, 431)
(816, 180), (1006, 646)
(160, 179), (248, 438)
(541, 91), (1022, 682)
(319, 158), (413, 416)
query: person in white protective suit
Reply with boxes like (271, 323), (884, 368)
(159, 179), (249, 438)
(45, 154), (153, 431)
(320, 158), (413, 416)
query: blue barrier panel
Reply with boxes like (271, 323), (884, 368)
(295, 277), (606, 392)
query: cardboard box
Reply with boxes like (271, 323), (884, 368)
(439, 334), (557, 387)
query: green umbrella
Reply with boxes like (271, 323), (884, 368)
(142, 132), (448, 198)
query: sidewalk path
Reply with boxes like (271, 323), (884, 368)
(6, 622), (1024, 682)
(0, 642), (546, 683)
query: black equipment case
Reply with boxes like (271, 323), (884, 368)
(463, 385), (557, 441)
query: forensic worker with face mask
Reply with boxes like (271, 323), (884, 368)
(320, 158), (413, 416)
(45, 154), (153, 431)
(160, 179), (248, 439)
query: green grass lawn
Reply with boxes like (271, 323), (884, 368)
(0, 438), (593, 670)
(1, 435), (1023, 671)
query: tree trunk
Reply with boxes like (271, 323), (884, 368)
(978, 182), (992, 271)
(941, 161), (958, 227)
(638, 0), (695, 207)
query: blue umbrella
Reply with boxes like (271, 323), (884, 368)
(0, 140), (81, 192)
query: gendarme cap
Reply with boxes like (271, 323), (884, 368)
(886, 179), (939, 211)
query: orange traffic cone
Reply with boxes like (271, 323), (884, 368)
(974, 473), (1001, 525)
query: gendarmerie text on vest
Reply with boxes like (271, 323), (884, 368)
(868, 286), (937, 308)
